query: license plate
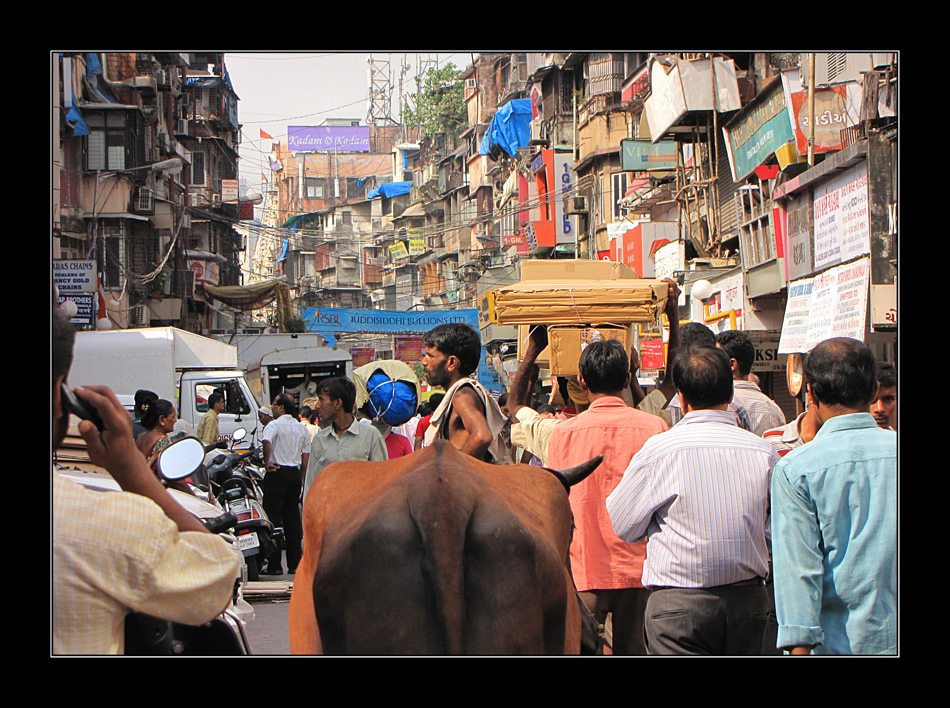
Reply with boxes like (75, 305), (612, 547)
(235, 532), (260, 551)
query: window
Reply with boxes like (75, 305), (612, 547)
(305, 177), (324, 199)
(611, 171), (630, 222)
(100, 221), (126, 288)
(195, 380), (250, 416)
(87, 111), (129, 171)
(192, 151), (206, 186)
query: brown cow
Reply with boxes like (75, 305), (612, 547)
(289, 440), (600, 655)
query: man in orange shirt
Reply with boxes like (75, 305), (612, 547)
(547, 338), (668, 654)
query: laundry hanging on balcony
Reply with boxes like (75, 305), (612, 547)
(480, 99), (533, 160)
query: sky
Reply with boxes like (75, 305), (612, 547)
(224, 51), (468, 198)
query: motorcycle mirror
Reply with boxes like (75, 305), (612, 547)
(156, 437), (206, 481)
(231, 427), (247, 443)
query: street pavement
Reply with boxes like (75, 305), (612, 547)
(243, 551), (294, 655)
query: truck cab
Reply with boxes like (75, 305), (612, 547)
(181, 370), (262, 448)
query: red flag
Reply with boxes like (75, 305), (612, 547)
(260, 129), (273, 140)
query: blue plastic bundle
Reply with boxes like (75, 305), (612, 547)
(366, 370), (418, 426)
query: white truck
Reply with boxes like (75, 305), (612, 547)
(68, 327), (264, 445)
(212, 333), (353, 409)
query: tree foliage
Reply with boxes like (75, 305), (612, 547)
(402, 63), (467, 140)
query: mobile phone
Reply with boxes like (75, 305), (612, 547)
(61, 384), (105, 432)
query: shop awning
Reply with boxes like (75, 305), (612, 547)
(199, 279), (289, 311)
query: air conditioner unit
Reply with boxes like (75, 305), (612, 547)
(130, 304), (150, 327)
(529, 119), (548, 146)
(566, 196), (588, 215)
(807, 53), (874, 86)
(175, 118), (189, 136)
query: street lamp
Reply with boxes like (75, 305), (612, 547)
(691, 279), (714, 302)
(96, 157), (184, 180)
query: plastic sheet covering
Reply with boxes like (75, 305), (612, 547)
(480, 99), (533, 159)
(367, 181), (412, 200)
(199, 279), (289, 312)
(352, 360), (421, 427)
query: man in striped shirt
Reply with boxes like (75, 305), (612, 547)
(607, 346), (779, 655)
(717, 329), (786, 436)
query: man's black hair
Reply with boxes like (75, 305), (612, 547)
(670, 346), (734, 409)
(804, 337), (877, 408)
(716, 329), (756, 377)
(316, 376), (356, 414)
(876, 361), (897, 389)
(680, 322), (717, 351)
(274, 392), (298, 418)
(208, 391), (225, 408)
(423, 323), (482, 377)
(578, 339), (629, 395)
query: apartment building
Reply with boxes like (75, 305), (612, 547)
(53, 52), (255, 333)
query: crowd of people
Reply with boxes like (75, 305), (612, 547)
(52, 281), (897, 655)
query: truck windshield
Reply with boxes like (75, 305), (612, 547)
(195, 380), (251, 415)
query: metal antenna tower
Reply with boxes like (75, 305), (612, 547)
(366, 54), (396, 126)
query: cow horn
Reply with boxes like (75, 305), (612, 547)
(546, 455), (603, 492)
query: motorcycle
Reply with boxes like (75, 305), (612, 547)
(124, 435), (253, 655)
(205, 428), (282, 581)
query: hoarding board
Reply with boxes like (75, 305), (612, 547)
(778, 257), (870, 353)
(621, 139), (678, 173)
(723, 78), (796, 182)
(288, 125), (370, 152)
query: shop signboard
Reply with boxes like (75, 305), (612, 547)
(394, 335), (426, 363)
(781, 71), (863, 156)
(621, 139), (678, 173)
(813, 163), (870, 271)
(349, 347), (376, 368)
(53, 259), (96, 293)
(723, 78), (796, 182)
(778, 257), (870, 353)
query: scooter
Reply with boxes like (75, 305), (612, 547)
(124, 435), (253, 655)
(205, 428), (282, 581)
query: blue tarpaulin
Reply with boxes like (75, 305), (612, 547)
(368, 181), (412, 199)
(480, 99), (533, 159)
(66, 97), (88, 137)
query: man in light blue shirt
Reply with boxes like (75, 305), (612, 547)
(771, 337), (897, 655)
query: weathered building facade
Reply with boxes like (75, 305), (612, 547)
(54, 52), (256, 333)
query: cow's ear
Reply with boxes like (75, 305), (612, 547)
(545, 455), (602, 492)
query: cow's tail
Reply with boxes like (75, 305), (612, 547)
(407, 470), (472, 655)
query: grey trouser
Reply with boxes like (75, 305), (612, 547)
(644, 579), (769, 655)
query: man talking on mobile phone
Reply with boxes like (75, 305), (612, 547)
(51, 303), (239, 655)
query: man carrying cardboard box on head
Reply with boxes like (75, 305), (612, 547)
(546, 337), (669, 655)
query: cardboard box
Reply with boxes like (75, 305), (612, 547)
(517, 324), (550, 364)
(548, 324), (636, 377)
(520, 258), (638, 282)
(495, 280), (669, 326)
